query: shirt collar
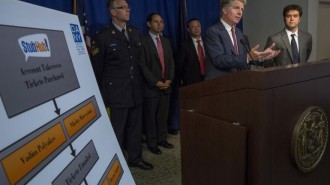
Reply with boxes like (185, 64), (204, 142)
(285, 28), (299, 37)
(221, 19), (233, 31)
(149, 31), (160, 40)
(191, 37), (202, 43)
(113, 22), (126, 32)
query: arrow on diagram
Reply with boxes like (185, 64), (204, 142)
(52, 98), (61, 116)
(69, 143), (76, 157)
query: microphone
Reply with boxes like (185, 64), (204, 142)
(239, 38), (260, 67)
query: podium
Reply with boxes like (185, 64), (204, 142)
(180, 60), (330, 185)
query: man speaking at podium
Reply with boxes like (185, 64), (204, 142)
(204, 0), (280, 80)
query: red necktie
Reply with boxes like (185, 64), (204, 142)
(231, 27), (238, 55)
(156, 37), (165, 79)
(196, 40), (205, 75)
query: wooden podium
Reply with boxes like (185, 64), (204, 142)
(180, 60), (330, 185)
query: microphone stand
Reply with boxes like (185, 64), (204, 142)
(240, 39), (262, 68)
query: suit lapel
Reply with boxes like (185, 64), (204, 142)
(218, 22), (235, 54)
(146, 35), (163, 70)
(159, 37), (169, 70)
(235, 29), (244, 54)
(188, 38), (199, 60)
(219, 22), (238, 55)
(126, 26), (135, 44)
(110, 24), (128, 42)
(146, 35), (159, 58)
(298, 30), (305, 61)
(280, 29), (293, 62)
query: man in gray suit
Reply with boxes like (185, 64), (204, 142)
(204, 0), (280, 80)
(264, 4), (312, 68)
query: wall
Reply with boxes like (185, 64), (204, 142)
(317, 1), (330, 60)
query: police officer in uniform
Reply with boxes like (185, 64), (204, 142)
(91, 0), (153, 170)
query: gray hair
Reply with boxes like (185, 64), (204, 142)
(221, 0), (247, 9)
(220, 0), (246, 17)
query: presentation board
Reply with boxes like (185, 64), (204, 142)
(0, 1), (135, 185)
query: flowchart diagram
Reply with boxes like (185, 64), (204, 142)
(0, 1), (134, 185)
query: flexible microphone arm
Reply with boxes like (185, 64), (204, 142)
(239, 38), (260, 68)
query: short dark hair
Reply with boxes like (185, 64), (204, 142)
(283, 4), (303, 17)
(147, 12), (161, 23)
(107, 0), (115, 9)
(187, 18), (200, 28)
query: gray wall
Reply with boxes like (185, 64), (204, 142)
(243, 0), (322, 61)
(317, 1), (330, 60)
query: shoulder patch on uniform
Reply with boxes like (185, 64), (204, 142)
(92, 47), (99, 56)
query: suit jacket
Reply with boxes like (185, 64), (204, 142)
(139, 34), (175, 97)
(204, 21), (249, 80)
(264, 29), (312, 68)
(91, 24), (144, 108)
(176, 37), (205, 86)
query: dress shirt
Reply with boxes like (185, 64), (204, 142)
(286, 29), (299, 52)
(149, 31), (161, 51)
(191, 37), (205, 57)
(220, 19), (249, 63)
(221, 19), (236, 47)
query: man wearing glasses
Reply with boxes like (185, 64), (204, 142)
(91, 0), (153, 170)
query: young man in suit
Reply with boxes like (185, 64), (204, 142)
(91, 0), (153, 170)
(204, 0), (280, 80)
(264, 4), (312, 68)
(176, 18), (206, 86)
(139, 13), (175, 155)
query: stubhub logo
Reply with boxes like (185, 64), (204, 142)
(18, 33), (51, 62)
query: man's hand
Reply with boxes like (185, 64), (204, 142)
(156, 81), (170, 90)
(262, 43), (281, 60)
(164, 80), (171, 86)
(249, 43), (281, 61)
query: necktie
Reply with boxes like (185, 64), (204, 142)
(291, 34), (299, 64)
(121, 28), (128, 40)
(196, 40), (205, 75)
(231, 27), (238, 55)
(156, 37), (165, 79)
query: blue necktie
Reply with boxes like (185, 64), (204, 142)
(291, 34), (299, 64)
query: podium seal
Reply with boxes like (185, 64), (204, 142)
(292, 106), (328, 172)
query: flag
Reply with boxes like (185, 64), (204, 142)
(178, 0), (188, 42)
(167, 0), (187, 133)
(73, 0), (92, 54)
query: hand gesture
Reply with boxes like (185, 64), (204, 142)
(249, 43), (281, 61)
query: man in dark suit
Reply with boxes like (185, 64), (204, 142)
(139, 13), (175, 155)
(176, 18), (206, 86)
(264, 4), (312, 68)
(91, 0), (153, 170)
(204, 0), (280, 80)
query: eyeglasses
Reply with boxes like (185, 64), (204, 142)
(113, 5), (131, 10)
